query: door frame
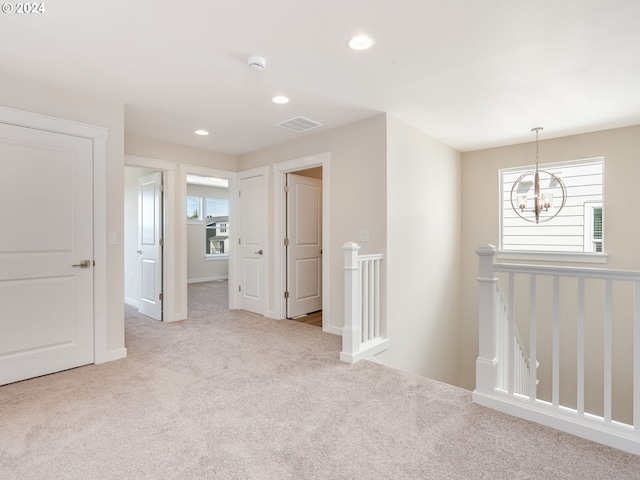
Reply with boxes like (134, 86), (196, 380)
(273, 152), (335, 333)
(125, 155), (179, 321)
(0, 106), (114, 363)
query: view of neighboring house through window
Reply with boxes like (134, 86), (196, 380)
(500, 157), (604, 253)
(205, 197), (229, 255)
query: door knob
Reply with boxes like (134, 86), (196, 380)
(136, 250), (142, 254)
(72, 260), (91, 268)
(255, 249), (263, 255)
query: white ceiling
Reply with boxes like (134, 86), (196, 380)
(1, 0), (639, 155)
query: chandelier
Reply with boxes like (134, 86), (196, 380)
(510, 127), (567, 224)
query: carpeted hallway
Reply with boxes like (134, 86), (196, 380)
(1, 281), (640, 479)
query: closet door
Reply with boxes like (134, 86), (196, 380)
(0, 123), (94, 385)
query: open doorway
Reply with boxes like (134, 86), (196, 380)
(124, 166), (164, 321)
(185, 175), (230, 309)
(285, 168), (323, 327)
(273, 152), (331, 332)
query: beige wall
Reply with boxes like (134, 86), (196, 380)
(378, 115), (462, 384)
(240, 114), (388, 332)
(460, 125), (640, 394)
(0, 70), (126, 354)
(126, 133), (238, 171)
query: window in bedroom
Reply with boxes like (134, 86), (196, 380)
(186, 196), (202, 221)
(205, 197), (229, 256)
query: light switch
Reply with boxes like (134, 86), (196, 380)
(359, 230), (369, 242)
(108, 232), (117, 245)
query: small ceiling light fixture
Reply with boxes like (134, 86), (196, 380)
(348, 34), (375, 50)
(510, 127), (567, 224)
(194, 130), (209, 136)
(271, 95), (290, 104)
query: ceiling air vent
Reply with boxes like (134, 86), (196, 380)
(276, 116), (323, 133)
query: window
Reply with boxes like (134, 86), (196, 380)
(204, 198), (229, 257)
(205, 216), (229, 255)
(186, 196), (202, 221)
(584, 202), (603, 252)
(500, 157), (604, 255)
(186, 177), (230, 259)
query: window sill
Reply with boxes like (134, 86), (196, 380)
(205, 254), (229, 261)
(497, 250), (608, 264)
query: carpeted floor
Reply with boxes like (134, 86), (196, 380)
(1, 281), (640, 479)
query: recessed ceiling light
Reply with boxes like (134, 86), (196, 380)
(271, 95), (290, 104)
(194, 130), (209, 136)
(348, 34), (375, 50)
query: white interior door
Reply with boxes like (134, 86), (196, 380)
(0, 123), (94, 385)
(287, 173), (322, 318)
(238, 174), (265, 315)
(138, 171), (163, 320)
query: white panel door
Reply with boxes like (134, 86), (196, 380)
(239, 174), (265, 315)
(138, 172), (163, 320)
(0, 123), (94, 385)
(287, 173), (322, 318)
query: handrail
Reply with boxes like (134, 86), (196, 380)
(494, 262), (640, 281)
(474, 243), (640, 456)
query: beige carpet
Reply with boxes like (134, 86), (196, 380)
(1, 281), (640, 479)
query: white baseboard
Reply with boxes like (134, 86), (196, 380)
(187, 275), (228, 284)
(324, 325), (343, 336)
(96, 347), (127, 364)
(124, 296), (139, 308)
(166, 312), (187, 323)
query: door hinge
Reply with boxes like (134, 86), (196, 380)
(284, 238), (289, 246)
(160, 184), (164, 192)
(284, 291), (289, 299)
(238, 285), (242, 292)
(284, 185), (289, 194)
(238, 190), (241, 198)
(159, 238), (164, 247)
(93, 260), (96, 267)
(159, 293), (163, 301)
(238, 238), (241, 245)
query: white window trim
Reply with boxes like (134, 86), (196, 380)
(497, 250), (608, 264)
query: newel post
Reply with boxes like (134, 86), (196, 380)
(475, 244), (499, 396)
(340, 241), (361, 363)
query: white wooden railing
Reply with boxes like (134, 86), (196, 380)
(474, 244), (640, 455)
(340, 242), (388, 363)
